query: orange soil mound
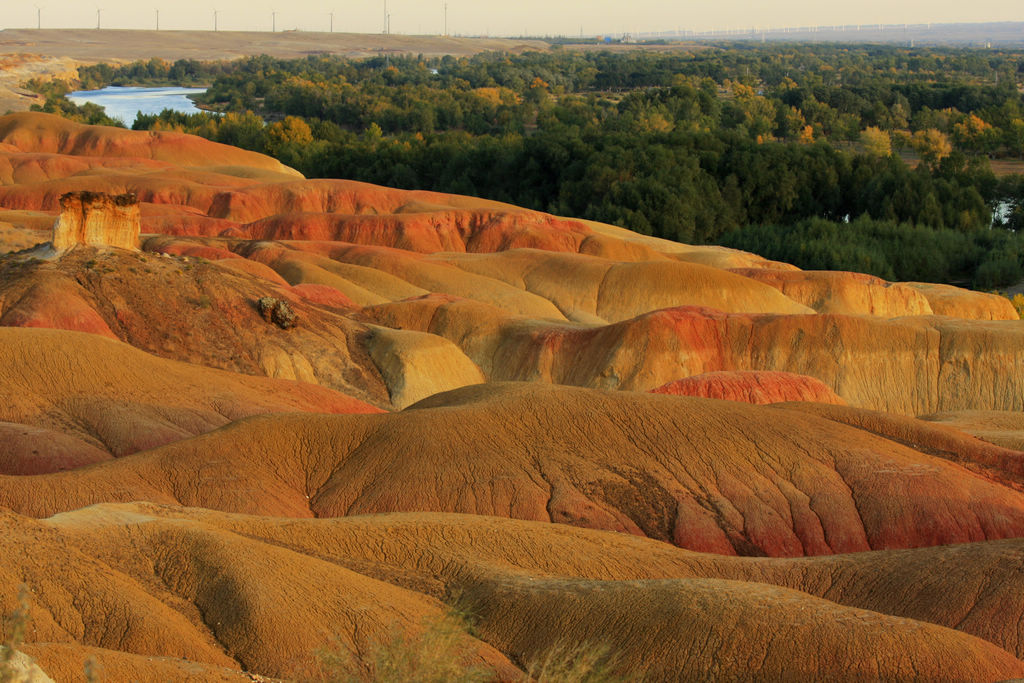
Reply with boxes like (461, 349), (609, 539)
(905, 281), (1021, 320)
(3, 503), (1021, 680)
(0, 278), (118, 339)
(781, 401), (1024, 484)
(0, 150), (171, 185)
(2, 383), (1024, 558)
(0, 209), (51, 254)
(1, 227), (994, 417)
(0, 327), (381, 459)
(0, 422), (109, 474)
(463, 575), (1019, 681)
(289, 282), (357, 309)
(204, 178), (523, 223)
(365, 325), (485, 409)
(436, 248), (813, 320)
(579, 219), (797, 266)
(5, 173), (582, 251)
(148, 506), (1024, 660)
(730, 267), (934, 317)
(1, 508), (517, 681)
(922, 410), (1024, 450)
(359, 299), (1024, 414)
(0, 247), (392, 405)
(140, 230), (242, 261)
(0, 112), (300, 177)
(22, 644), (255, 682)
(200, 208), (597, 254)
(241, 241), (565, 318)
(139, 206), (242, 240)
(0, 208), (53, 231)
(652, 370), (846, 405)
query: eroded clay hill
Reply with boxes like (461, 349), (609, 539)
(2, 503), (1023, 680)
(3, 383), (1024, 559)
(1, 111), (1024, 680)
(0, 113), (1020, 416)
(0, 327), (380, 470)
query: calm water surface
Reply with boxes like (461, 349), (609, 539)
(66, 86), (208, 126)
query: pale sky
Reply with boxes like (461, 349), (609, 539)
(1, 1), (1021, 37)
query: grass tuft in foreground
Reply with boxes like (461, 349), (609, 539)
(0, 585), (30, 683)
(313, 606), (633, 682)
(524, 640), (634, 683)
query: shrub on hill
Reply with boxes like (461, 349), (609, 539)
(313, 606), (629, 683)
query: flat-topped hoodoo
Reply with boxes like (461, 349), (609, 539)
(51, 191), (140, 252)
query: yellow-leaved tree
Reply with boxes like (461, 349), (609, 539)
(911, 128), (953, 166)
(859, 127), (891, 157)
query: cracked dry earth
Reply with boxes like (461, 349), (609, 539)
(1, 111), (1023, 680)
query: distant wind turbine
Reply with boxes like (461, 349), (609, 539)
(154, 8), (159, 31)
(214, 9), (218, 31)
(272, 10), (276, 32)
(96, 8), (102, 30)
(34, 5), (41, 30)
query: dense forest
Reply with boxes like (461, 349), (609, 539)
(26, 44), (1024, 289)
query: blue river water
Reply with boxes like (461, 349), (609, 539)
(66, 86), (208, 126)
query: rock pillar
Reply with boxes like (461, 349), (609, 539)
(52, 191), (140, 251)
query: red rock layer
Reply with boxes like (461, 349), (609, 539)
(652, 370), (846, 405)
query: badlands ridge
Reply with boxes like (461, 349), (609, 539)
(0, 112), (1023, 680)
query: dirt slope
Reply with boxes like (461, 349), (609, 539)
(359, 297), (1024, 414)
(2, 503), (1022, 680)
(2, 383), (1023, 558)
(651, 370), (845, 405)
(0, 326), (380, 466)
(1, 508), (519, 680)
(922, 410), (1024, 450)
(0, 112), (300, 176)
(0, 247), (394, 406)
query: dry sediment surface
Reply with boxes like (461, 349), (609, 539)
(2, 382), (1024, 560)
(922, 409), (1024, 450)
(0, 111), (1022, 679)
(0, 326), (380, 467)
(2, 504), (1024, 680)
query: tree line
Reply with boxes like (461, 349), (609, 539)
(24, 45), (1024, 288)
